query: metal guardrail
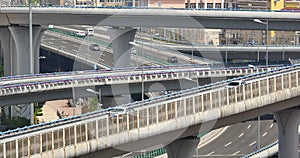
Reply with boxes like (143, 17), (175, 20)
(242, 141), (278, 158)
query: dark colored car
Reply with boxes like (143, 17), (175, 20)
(89, 44), (100, 51)
(167, 56), (178, 63)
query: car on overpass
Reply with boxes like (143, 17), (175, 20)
(109, 107), (134, 119)
(226, 80), (246, 88)
(167, 56), (178, 63)
(89, 44), (100, 51)
(76, 31), (86, 37)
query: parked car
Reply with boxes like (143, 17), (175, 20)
(89, 44), (100, 51)
(167, 56), (178, 63)
(226, 80), (246, 88)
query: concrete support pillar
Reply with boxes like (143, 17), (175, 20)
(107, 27), (136, 107)
(108, 27), (137, 68)
(274, 108), (300, 158)
(1, 26), (44, 122)
(0, 27), (14, 76)
(9, 25), (43, 75)
(166, 136), (199, 158)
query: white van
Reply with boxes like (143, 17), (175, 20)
(85, 28), (94, 36)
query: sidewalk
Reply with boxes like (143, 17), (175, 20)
(37, 100), (82, 123)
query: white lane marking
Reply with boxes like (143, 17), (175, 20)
(60, 45), (65, 48)
(73, 44), (79, 48)
(61, 41), (67, 44)
(232, 151), (240, 155)
(270, 123), (274, 128)
(249, 141), (256, 147)
(238, 133), (244, 138)
(48, 41), (54, 45)
(72, 49), (77, 52)
(98, 58), (104, 62)
(50, 38), (55, 40)
(224, 142), (232, 147)
(207, 151), (215, 156)
(247, 124), (252, 129)
(263, 132), (268, 137)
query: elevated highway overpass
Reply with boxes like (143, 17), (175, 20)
(141, 41), (300, 63)
(0, 65), (278, 106)
(0, 65), (300, 158)
(41, 27), (212, 68)
(2, 7), (299, 81)
(1, 8), (300, 30)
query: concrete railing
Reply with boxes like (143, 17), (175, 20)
(0, 65), (299, 158)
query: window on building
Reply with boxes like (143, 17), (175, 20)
(199, 3), (204, 8)
(215, 3), (221, 8)
(207, 3), (213, 8)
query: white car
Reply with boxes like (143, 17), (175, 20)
(76, 31), (86, 37)
(226, 80), (246, 88)
(109, 107), (134, 118)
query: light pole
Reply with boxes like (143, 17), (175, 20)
(153, 33), (160, 54)
(29, 0), (34, 125)
(86, 88), (102, 109)
(129, 41), (144, 102)
(254, 19), (268, 68)
(253, 18), (268, 150)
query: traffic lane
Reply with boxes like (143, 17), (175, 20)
(197, 123), (252, 157)
(142, 44), (206, 65)
(42, 33), (115, 67)
(196, 120), (278, 157)
(62, 25), (110, 40)
(42, 32), (150, 67)
(56, 26), (200, 65)
(226, 121), (277, 156)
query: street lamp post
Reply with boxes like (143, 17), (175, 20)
(129, 41), (144, 102)
(153, 33), (160, 54)
(254, 19), (268, 68)
(29, 0), (34, 125)
(253, 18), (269, 150)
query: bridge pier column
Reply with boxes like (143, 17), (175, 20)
(1, 26), (44, 123)
(165, 136), (199, 158)
(9, 25), (44, 74)
(108, 27), (137, 68)
(107, 28), (136, 107)
(274, 108), (300, 158)
(0, 27), (15, 76)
